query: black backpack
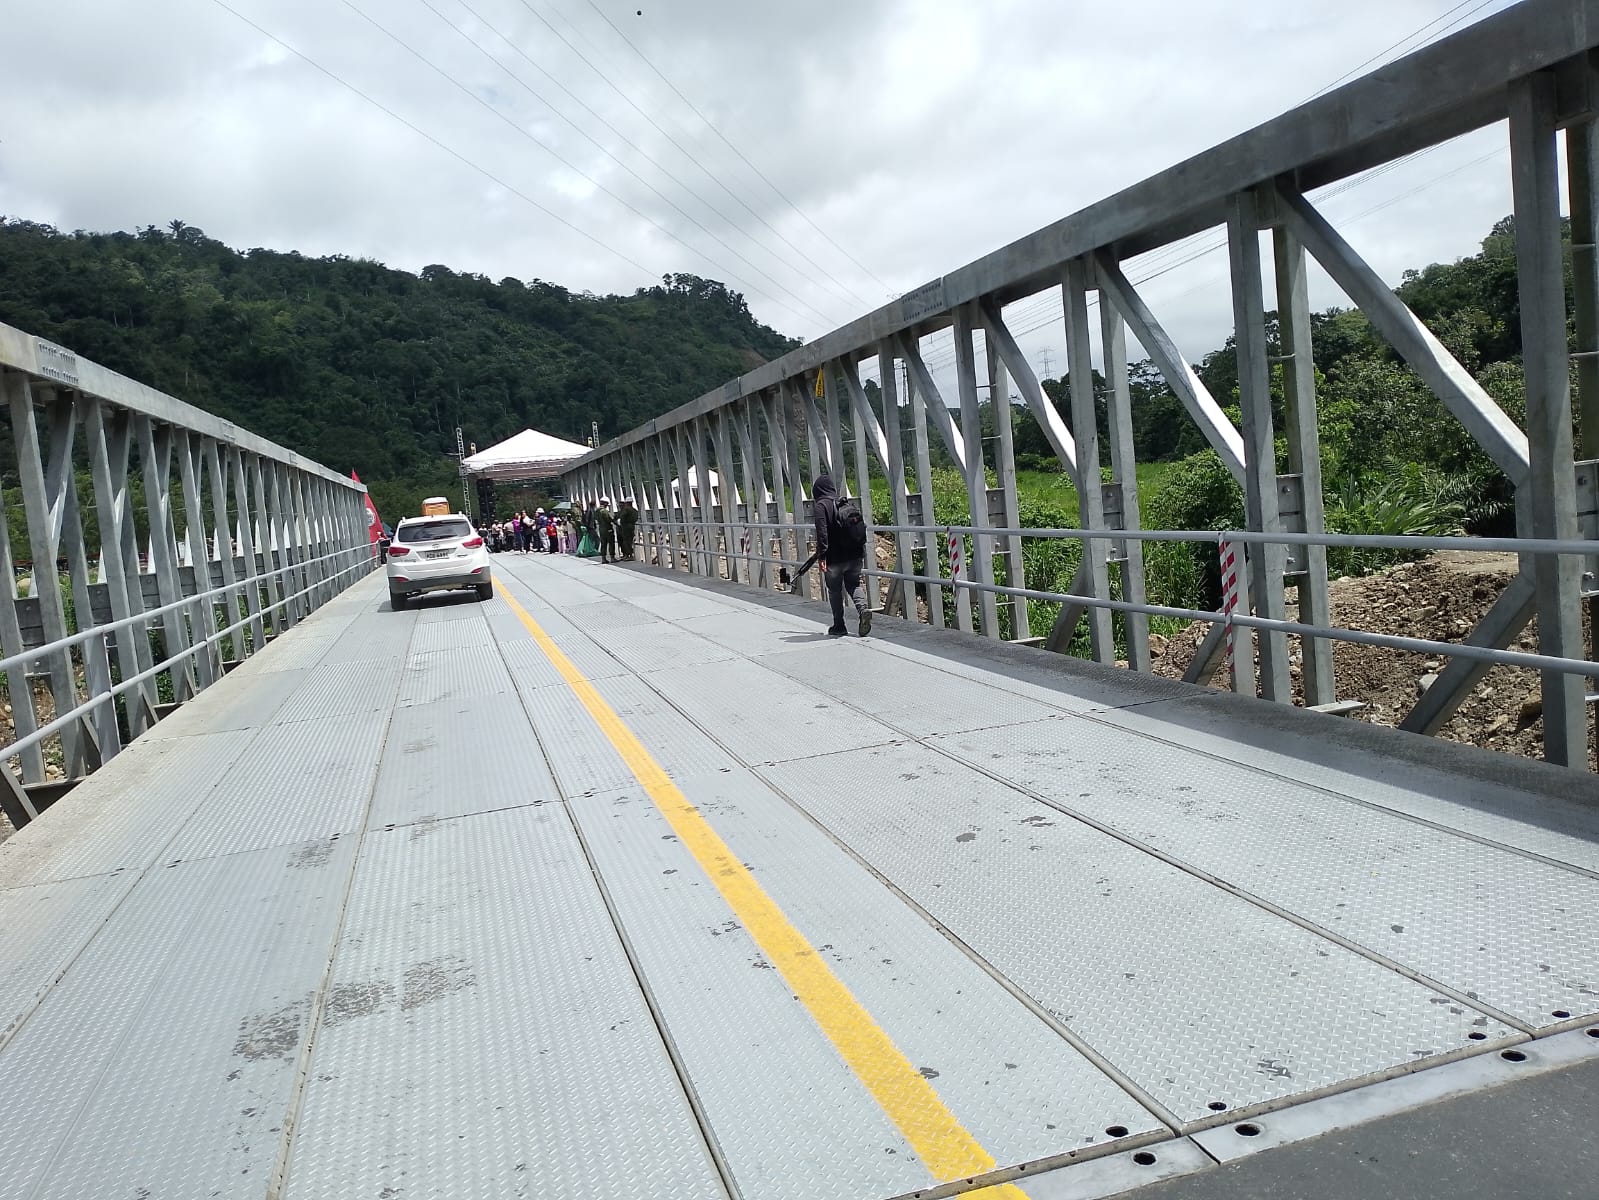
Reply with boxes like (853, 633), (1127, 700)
(829, 496), (869, 557)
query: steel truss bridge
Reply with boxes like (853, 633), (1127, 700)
(3, 3), (1599, 1198)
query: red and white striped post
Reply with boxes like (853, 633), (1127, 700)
(1218, 535), (1239, 672)
(1218, 534), (1242, 688)
(947, 528), (962, 584)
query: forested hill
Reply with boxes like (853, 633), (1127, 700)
(0, 218), (800, 514)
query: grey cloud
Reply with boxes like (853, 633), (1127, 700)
(0, 0), (1524, 371)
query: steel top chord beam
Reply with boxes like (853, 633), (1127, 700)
(0, 321), (363, 491)
(569, 0), (1599, 468)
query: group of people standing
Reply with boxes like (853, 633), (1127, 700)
(575, 497), (637, 563)
(487, 509), (568, 554)
(483, 498), (637, 563)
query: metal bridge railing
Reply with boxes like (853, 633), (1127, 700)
(0, 320), (376, 827)
(631, 512), (1599, 737)
(566, 0), (1599, 771)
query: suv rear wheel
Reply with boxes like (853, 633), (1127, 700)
(390, 590), (408, 610)
(475, 582), (494, 601)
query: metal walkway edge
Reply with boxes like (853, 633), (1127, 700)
(1, 554), (1596, 1200)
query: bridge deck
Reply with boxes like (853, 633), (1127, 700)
(1, 554), (1596, 1200)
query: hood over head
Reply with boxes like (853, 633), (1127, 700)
(811, 475), (837, 501)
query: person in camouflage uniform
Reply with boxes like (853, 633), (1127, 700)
(595, 498), (619, 564)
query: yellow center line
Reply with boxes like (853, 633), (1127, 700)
(499, 587), (1027, 1199)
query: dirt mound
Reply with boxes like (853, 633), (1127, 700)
(1154, 551), (1595, 766)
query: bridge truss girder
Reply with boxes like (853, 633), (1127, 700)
(0, 324), (374, 827)
(566, 0), (1599, 771)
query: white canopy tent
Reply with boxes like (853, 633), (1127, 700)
(460, 428), (591, 481)
(669, 467), (720, 507)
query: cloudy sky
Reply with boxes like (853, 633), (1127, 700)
(0, 0), (1526, 382)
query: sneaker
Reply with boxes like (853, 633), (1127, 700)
(827, 624), (848, 637)
(858, 609), (872, 638)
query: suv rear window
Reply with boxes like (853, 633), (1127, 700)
(396, 518), (472, 544)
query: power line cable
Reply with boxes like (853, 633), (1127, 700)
(915, 1), (1510, 373)
(1303, 0), (1479, 101)
(206, 0), (657, 279)
(432, 0), (869, 315)
(578, 0), (892, 291)
(494, 0), (888, 301)
(334, 0), (839, 328)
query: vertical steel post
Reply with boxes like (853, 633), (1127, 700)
(6, 375), (88, 772)
(1511, 72), (1586, 767)
(843, 361), (882, 608)
(671, 425), (700, 574)
(712, 410), (745, 584)
(906, 362), (945, 629)
(1273, 225), (1336, 707)
(47, 392), (118, 764)
(688, 418), (717, 577)
(763, 392), (796, 579)
(733, 401), (767, 589)
(1567, 96), (1599, 770)
(203, 440), (242, 663)
(266, 464), (293, 626)
(825, 369), (850, 499)
(655, 435), (681, 570)
(175, 430), (218, 688)
(954, 305), (999, 637)
(289, 471), (315, 615)
(1099, 302), (1149, 670)
(0, 381), (45, 780)
(643, 437), (668, 568)
(79, 400), (147, 748)
(1227, 191), (1294, 702)
(253, 456), (287, 632)
(135, 415), (198, 702)
(878, 343), (917, 622)
(987, 340), (1029, 641)
(85, 401), (157, 734)
(784, 382), (816, 599)
(804, 387), (830, 486)
(230, 449), (267, 653)
(1062, 260), (1115, 662)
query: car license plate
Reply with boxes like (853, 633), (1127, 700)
(424, 548), (453, 559)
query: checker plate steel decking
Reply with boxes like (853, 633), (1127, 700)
(369, 694), (560, 828)
(760, 742), (1520, 1122)
(930, 718), (1599, 1027)
(282, 807), (725, 1200)
(2, 561), (1595, 1200)
(582, 768), (1167, 1166)
(567, 776), (938, 1200)
(0, 839), (357, 1200)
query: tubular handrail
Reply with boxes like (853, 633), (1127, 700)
(0, 541), (376, 678)
(1, 550), (374, 766)
(633, 516), (1599, 680)
(638, 515), (1598, 558)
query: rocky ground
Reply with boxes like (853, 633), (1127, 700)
(0, 680), (70, 844)
(1153, 550), (1596, 767)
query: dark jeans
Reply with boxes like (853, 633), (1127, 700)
(825, 557), (866, 628)
(600, 530), (618, 562)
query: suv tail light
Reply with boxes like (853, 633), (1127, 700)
(462, 536), (484, 549)
(388, 545), (411, 557)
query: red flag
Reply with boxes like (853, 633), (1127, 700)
(352, 471), (384, 544)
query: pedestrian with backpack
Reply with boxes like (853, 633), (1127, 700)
(810, 474), (871, 637)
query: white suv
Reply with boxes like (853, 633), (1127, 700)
(386, 514), (493, 608)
